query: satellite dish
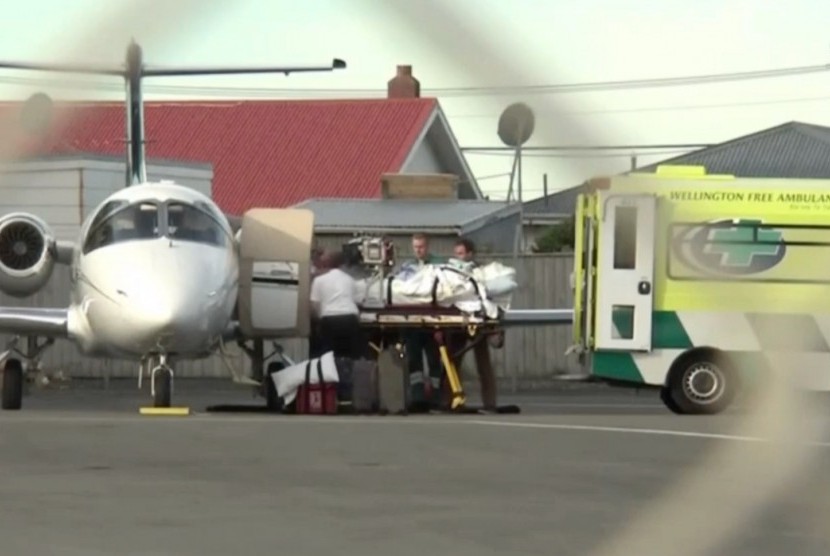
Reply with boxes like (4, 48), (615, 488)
(20, 92), (53, 134)
(497, 102), (535, 147)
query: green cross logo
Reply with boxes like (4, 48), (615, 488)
(703, 223), (783, 267)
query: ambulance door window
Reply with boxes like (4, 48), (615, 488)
(613, 205), (638, 269)
(612, 305), (635, 339)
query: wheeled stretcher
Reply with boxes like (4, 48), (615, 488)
(358, 304), (573, 410)
(359, 304), (501, 410)
(354, 261), (573, 411)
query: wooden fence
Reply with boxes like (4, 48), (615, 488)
(0, 253), (583, 387)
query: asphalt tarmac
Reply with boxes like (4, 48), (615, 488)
(1, 379), (830, 556)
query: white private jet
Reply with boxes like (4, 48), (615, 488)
(0, 41), (342, 410)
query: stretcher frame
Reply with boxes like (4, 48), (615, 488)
(359, 304), (503, 411)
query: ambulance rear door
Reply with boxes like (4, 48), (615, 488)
(593, 191), (657, 351)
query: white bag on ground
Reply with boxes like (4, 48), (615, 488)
(270, 351), (340, 405)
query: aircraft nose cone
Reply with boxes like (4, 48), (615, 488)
(141, 305), (177, 334)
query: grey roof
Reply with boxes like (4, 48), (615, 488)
(293, 198), (518, 233)
(634, 121), (830, 178)
(522, 184), (582, 216)
(521, 121), (830, 217)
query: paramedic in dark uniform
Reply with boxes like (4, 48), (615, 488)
(310, 250), (363, 359)
(445, 237), (499, 410)
(399, 233), (445, 408)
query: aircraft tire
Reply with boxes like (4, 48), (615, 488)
(1, 358), (24, 410)
(153, 370), (172, 408)
(664, 349), (738, 415)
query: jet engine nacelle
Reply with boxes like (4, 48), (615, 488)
(0, 213), (57, 297)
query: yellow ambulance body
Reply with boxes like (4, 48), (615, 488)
(572, 165), (830, 414)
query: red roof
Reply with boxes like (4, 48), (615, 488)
(0, 98), (438, 215)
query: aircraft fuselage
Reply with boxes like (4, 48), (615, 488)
(65, 182), (239, 360)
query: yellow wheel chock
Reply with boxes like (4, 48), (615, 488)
(139, 407), (191, 416)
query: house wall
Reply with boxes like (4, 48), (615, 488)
(0, 168), (88, 241)
(401, 139), (443, 174)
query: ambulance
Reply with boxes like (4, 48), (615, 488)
(570, 165), (830, 414)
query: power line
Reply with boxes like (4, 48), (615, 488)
(461, 143), (712, 152)
(0, 62), (826, 98)
(445, 94), (830, 118)
(463, 149), (695, 159)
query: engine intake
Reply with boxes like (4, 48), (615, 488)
(0, 213), (56, 297)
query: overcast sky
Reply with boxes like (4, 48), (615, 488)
(0, 0), (828, 201)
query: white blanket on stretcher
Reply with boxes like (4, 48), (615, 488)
(270, 351), (340, 405)
(356, 260), (518, 319)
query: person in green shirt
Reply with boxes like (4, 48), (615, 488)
(399, 233), (445, 409)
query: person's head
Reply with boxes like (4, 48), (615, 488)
(318, 249), (344, 270)
(411, 233), (429, 260)
(328, 251), (345, 269)
(317, 249), (333, 270)
(453, 238), (476, 262)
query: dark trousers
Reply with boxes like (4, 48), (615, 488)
(445, 331), (498, 409)
(403, 329), (443, 404)
(318, 313), (364, 359)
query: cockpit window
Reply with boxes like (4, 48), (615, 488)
(167, 202), (228, 247)
(82, 201), (161, 255)
(87, 200), (128, 233)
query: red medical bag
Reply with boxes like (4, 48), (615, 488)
(295, 358), (338, 415)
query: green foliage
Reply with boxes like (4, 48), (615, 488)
(533, 216), (575, 253)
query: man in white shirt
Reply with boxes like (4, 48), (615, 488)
(310, 250), (363, 359)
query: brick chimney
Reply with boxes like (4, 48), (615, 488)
(387, 65), (420, 98)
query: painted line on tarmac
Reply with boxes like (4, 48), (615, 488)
(6, 412), (829, 448)
(0, 413), (458, 425)
(517, 402), (663, 409)
(465, 419), (830, 447)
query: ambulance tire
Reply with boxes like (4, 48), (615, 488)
(665, 349), (738, 415)
(659, 387), (684, 415)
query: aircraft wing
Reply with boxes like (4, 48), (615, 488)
(0, 307), (69, 337)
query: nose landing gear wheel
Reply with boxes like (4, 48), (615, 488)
(152, 367), (172, 408)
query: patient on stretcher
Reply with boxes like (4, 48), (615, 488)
(355, 256), (518, 319)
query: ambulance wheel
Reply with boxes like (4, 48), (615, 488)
(659, 387), (684, 415)
(665, 349), (738, 415)
(264, 361), (285, 411)
(1, 358), (24, 410)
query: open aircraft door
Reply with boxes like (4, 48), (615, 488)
(237, 208), (314, 339)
